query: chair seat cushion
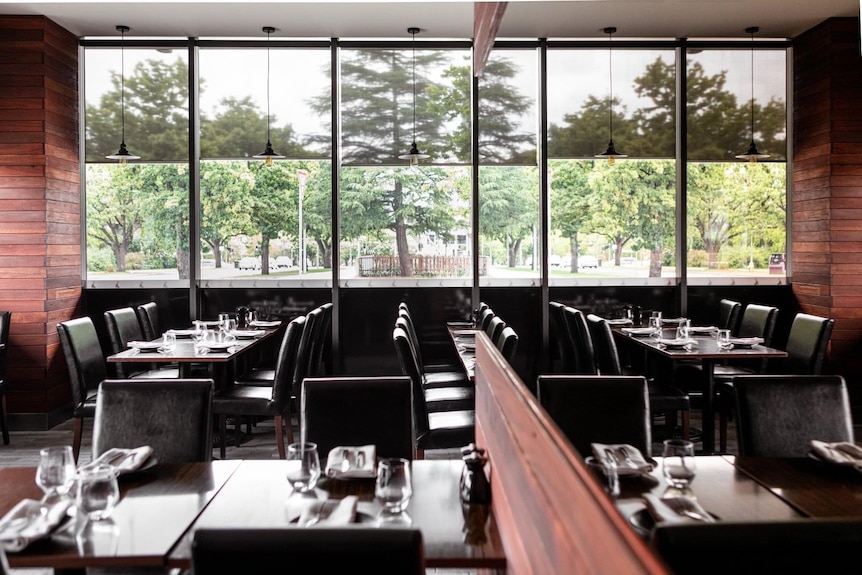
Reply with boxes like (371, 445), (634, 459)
(648, 384), (690, 411)
(417, 409), (475, 450)
(236, 368), (275, 386)
(74, 394), (98, 418)
(422, 371), (471, 389)
(424, 386), (474, 412)
(131, 367), (181, 379)
(213, 386), (278, 416)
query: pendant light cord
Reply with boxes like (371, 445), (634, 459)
(120, 26), (126, 144)
(749, 28), (755, 142)
(608, 29), (613, 142)
(266, 27), (272, 143)
(411, 29), (417, 143)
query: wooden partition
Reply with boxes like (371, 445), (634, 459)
(474, 332), (668, 574)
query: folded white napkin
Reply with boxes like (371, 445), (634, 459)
(0, 498), (73, 552)
(809, 440), (862, 471)
(82, 446), (154, 475)
(249, 320), (281, 328)
(621, 327), (657, 337)
(643, 493), (715, 525)
(604, 318), (634, 326)
(325, 445), (376, 479)
(297, 496), (358, 526)
(591, 443), (654, 476)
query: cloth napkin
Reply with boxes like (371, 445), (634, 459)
(325, 445), (376, 479)
(249, 320), (281, 328)
(643, 493), (715, 525)
(604, 318), (634, 326)
(591, 443), (654, 476)
(809, 440), (862, 471)
(81, 446), (154, 475)
(0, 498), (73, 552)
(296, 496), (358, 526)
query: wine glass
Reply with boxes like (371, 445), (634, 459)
(662, 439), (697, 496)
(75, 463), (120, 521)
(649, 311), (663, 339)
(375, 457), (413, 515)
(35, 446), (76, 503)
(285, 442), (321, 494)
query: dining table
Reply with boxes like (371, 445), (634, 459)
(613, 325), (788, 454)
(446, 322), (480, 381)
(105, 322), (283, 391)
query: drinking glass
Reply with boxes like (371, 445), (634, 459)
(716, 328), (733, 350)
(218, 313), (231, 331)
(649, 311), (663, 339)
(223, 318), (237, 334)
(286, 442), (321, 494)
(662, 439), (697, 491)
(35, 446), (76, 502)
(676, 319), (691, 340)
(76, 463), (120, 521)
(160, 331), (176, 352)
(375, 457), (413, 514)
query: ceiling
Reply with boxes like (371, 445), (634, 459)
(0, 0), (858, 40)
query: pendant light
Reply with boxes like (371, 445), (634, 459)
(736, 27), (769, 163)
(596, 27), (626, 166)
(253, 26), (285, 166)
(398, 27), (429, 166)
(106, 25), (140, 164)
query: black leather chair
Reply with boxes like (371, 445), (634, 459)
(718, 298), (742, 333)
(393, 325), (474, 413)
(103, 306), (179, 379)
(495, 326), (519, 363)
(586, 314), (691, 441)
(92, 378), (214, 463)
(57, 316), (106, 463)
(733, 374), (853, 457)
(301, 376), (414, 461)
(0, 310), (9, 445)
(192, 527), (425, 575)
(537, 374), (652, 458)
(485, 315), (506, 348)
(213, 315), (305, 459)
(715, 311), (832, 452)
(562, 306), (597, 375)
(398, 303), (462, 373)
(479, 307), (495, 332)
(395, 313), (470, 389)
(550, 301), (575, 373)
(309, 302), (333, 377)
(651, 518), (862, 575)
(135, 301), (163, 341)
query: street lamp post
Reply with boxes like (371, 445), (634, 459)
(297, 169), (308, 275)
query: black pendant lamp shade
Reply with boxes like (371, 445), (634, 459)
(106, 25), (141, 163)
(253, 26), (285, 166)
(398, 27), (430, 166)
(596, 26), (625, 165)
(736, 27), (770, 163)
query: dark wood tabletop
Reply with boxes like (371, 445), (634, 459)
(0, 461), (240, 571)
(167, 458), (506, 570)
(613, 455), (802, 537)
(614, 329), (788, 453)
(447, 324), (479, 381)
(731, 455), (862, 518)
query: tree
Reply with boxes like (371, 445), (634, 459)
(549, 161), (593, 270)
(247, 162), (297, 274)
(479, 167), (538, 267)
(86, 165), (144, 272)
(301, 163), (334, 269)
(200, 162), (255, 268)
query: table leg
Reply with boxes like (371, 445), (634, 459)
(701, 358), (716, 454)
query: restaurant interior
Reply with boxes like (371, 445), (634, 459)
(1, 0), (862, 573)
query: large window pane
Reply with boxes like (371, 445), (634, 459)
(85, 48), (190, 283)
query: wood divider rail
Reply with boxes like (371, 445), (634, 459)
(473, 331), (669, 574)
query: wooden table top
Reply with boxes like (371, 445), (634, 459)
(447, 324), (479, 381)
(106, 327), (280, 364)
(731, 456), (862, 518)
(0, 461), (240, 571)
(613, 455), (802, 536)
(168, 458), (506, 570)
(614, 329), (788, 361)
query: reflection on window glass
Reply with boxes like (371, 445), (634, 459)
(338, 166), (471, 280)
(478, 49), (537, 164)
(549, 160), (676, 279)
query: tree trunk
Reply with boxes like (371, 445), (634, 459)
(177, 249), (190, 280)
(569, 233), (578, 271)
(212, 239), (222, 268)
(649, 248), (663, 277)
(114, 241), (128, 272)
(316, 239), (332, 269)
(261, 239), (271, 275)
(394, 181), (413, 276)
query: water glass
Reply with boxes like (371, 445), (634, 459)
(716, 328), (733, 350)
(36, 446), (76, 502)
(217, 313), (231, 331)
(76, 518), (120, 555)
(662, 439), (697, 490)
(161, 331), (176, 352)
(602, 454), (620, 498)
(76, 463), (120, 521)
(223, 317), (237, 334)
(375, 458), (413, 514)
(286, 442), (321, 494)
(676, 319), (691, 340)
(649, 311), (663, 339)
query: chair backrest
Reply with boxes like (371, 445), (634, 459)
(718, 299), (742, 333)
(291, 307), (320, 397)
(92, 378), (215, 463)
(301, 376), (414, 461)
(135, 301), (162, 341)
(585, 314), (623, 376)
(104, 306), (148, 378)
(394, 326), (431, 441)
(479, 308), (495, 332)
(311, 302), (333, 377)
(650, 518), (862, 575)
(57, 317), (108, 409)
(536, 375), (652, 458)
(192, 527), (425, 575)
(550, 301), (575, 372)
(562, 306), (597, 375)
(734, 374), (853, 457)
(485, 316), (506, 346)
(781, 312), (834, 375)
(271, 316), (306, 407)
(736, 303), (778, 342)
(397, 309), (427, 372)
(496, 326), (519, 363)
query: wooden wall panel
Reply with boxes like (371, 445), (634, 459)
(0, 15), (79, 430)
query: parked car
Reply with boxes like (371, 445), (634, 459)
(238, 256), (260, 270)
(275, 256), (293, 269)
(769, 253), (786, 274)
(578, 255), (599, 269)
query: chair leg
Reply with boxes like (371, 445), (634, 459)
(274, 414), (287, 459)
(719, 410), (728, 453)
(72, 417), (84, 464)
(681, 410), (691, 441)
(218, 414), (227, 460)
(0, 395), (9, 445)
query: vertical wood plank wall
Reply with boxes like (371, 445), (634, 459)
(0, 15), (80, 428)
(474, 332), (668, 574)
(793, 17), (862, 383)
